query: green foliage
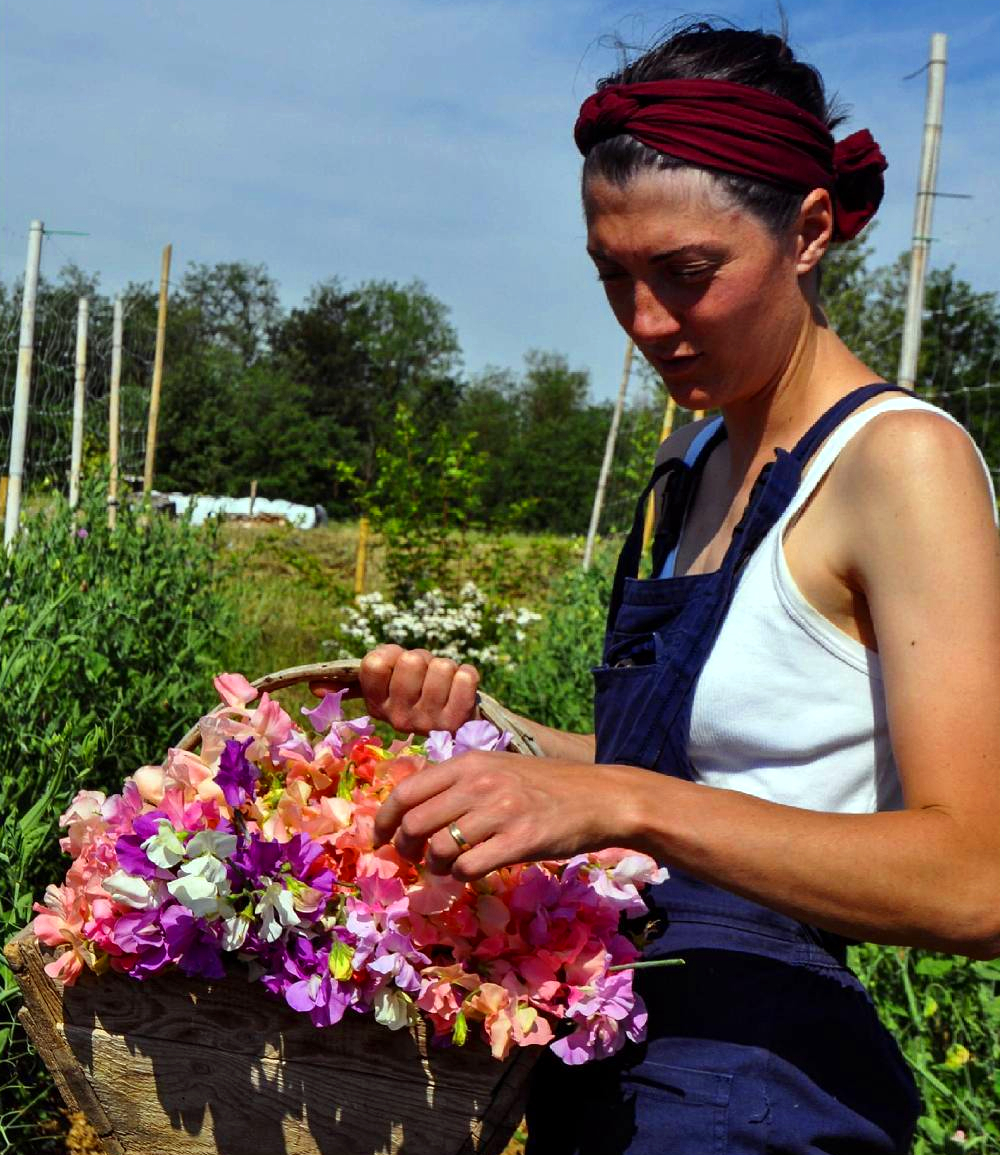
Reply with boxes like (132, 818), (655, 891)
(0, 480), (249, 1148)
(357, 402), (489, 600)
(851, 945), (1000, 1153)
(489, 556), (614, 732)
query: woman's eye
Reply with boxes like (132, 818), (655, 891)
(595, 268), (627, 283)
(669, 264), (714, 282)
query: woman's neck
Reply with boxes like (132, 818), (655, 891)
(718, 312), (880, 491)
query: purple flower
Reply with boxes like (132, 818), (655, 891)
(425, 720), (511, 763)
(550, 971), (648, 1065)
(109, 909), (171, 978)
(76, 528), (89, 540)
(160, 904), (226, 980)
(228, 832), (283, 889)
(301, 689), (347, 734)
(114, 831), (174, 880)
(215, 738), (258, 809)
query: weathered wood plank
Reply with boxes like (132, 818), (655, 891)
(6, 929), (536, 1155)
(63, 1022), (520, 1155)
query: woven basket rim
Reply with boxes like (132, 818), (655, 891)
(174, 659), (544, 758)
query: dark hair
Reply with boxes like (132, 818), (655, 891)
(583, 20), (847, 236)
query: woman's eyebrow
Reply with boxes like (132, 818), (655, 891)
(586, 243), (727, 262)
(649, 244), (727, 263)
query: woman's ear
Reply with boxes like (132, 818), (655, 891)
(795, 188), (834, 275)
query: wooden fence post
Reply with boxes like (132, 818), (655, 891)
(107, 297), (123, 530)
(69, 297), (89, 510)
(143, 244), (172, 496)
(355, 517), (370, 596)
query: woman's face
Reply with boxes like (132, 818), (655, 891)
(584, 167), (810, 412)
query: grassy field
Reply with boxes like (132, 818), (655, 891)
(217, 518), (592, 678)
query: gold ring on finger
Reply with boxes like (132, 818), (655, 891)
(447, 821), (473, 854)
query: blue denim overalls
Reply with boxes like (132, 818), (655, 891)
(525, 384), (920, 1154)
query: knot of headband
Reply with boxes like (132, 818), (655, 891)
(574, 79), (887, 241)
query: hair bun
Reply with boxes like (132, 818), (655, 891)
(831, 130), (887, 241)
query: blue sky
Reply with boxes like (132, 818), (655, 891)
(3, 1), (998, 400)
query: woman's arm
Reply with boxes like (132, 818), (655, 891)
(374, 412), (1000, 958)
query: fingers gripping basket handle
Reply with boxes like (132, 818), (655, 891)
(176, 659), (544, 757)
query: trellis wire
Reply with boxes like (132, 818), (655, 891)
(0, 289), (155, 498)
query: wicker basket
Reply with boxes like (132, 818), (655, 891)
(5, 661), (544, 1155)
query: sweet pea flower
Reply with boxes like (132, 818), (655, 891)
(102, 870), (162, 910)
(373, 987), (413, 1031)
(301, 689), (348, 734)
(425, 720), (513, 763)
(256, 881), (301, 942)
(250, 693), (293, 749)
(161, 904), (226, 979)
(140, 819), (187, 869)
(58, 790), (108, 857)
(551, 970), (648, 1065)
(214, 672), (258, 707)
(132, 764), (167, 805)
(33, 884), (95, 983)
(215, 738), (259, 810)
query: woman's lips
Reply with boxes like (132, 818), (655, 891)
(650, 351), (703, 375)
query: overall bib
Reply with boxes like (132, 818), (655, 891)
(525, 384), (921, 1154)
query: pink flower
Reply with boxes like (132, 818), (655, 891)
(214, 672), (258, 707)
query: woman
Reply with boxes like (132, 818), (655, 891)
(347, 23), (1000, 1153)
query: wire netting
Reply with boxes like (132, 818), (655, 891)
(0, 290), (155, 496)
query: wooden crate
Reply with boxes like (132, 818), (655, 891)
(6, 929), (537, 1155)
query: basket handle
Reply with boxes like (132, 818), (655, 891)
(175, 659), (544, 757)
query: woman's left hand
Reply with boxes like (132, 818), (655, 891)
(373, 750), (645, 879)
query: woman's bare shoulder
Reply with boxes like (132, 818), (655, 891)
(838, 405), (993, 509)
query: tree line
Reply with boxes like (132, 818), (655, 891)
(1, 233), (997, 536)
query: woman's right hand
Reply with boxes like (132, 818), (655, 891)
(356, 644), (480, 735)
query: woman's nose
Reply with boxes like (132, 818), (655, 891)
(628, 280), (682, 343)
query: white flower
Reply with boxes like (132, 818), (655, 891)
(141, 820), (186, 868)
(179, 852), (231, 891)
(373, 987), (412, 1030)
(221, 912), (251, 950)
(256, 881), (301, 942)
(186, 829), (238, 860)
(167, 873), (233, 919)
(103, 870), (160, 909)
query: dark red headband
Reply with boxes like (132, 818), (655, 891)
(574, 79), (886, 241)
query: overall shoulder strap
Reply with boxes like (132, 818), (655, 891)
(789, 382), (912, 465)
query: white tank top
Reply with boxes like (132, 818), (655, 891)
(685, 397), (998, 815)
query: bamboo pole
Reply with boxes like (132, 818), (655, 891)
(107, 298), (123, 530)
(583, 339), (633, 571)
(898, 34), (947, 392)
(143, 244), (172, 495)
(641, 396), (678, 553)
(249, 478), (258, 518)
(69, 298), (89, 510)
(4, 220), (44, 548)
(354, 516), (370, 595)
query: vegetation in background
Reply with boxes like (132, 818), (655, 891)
(5, 228), (995, 539)
(0, 481), (250, 1151)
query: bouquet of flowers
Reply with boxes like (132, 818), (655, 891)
(34, 673), (668, 1066)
